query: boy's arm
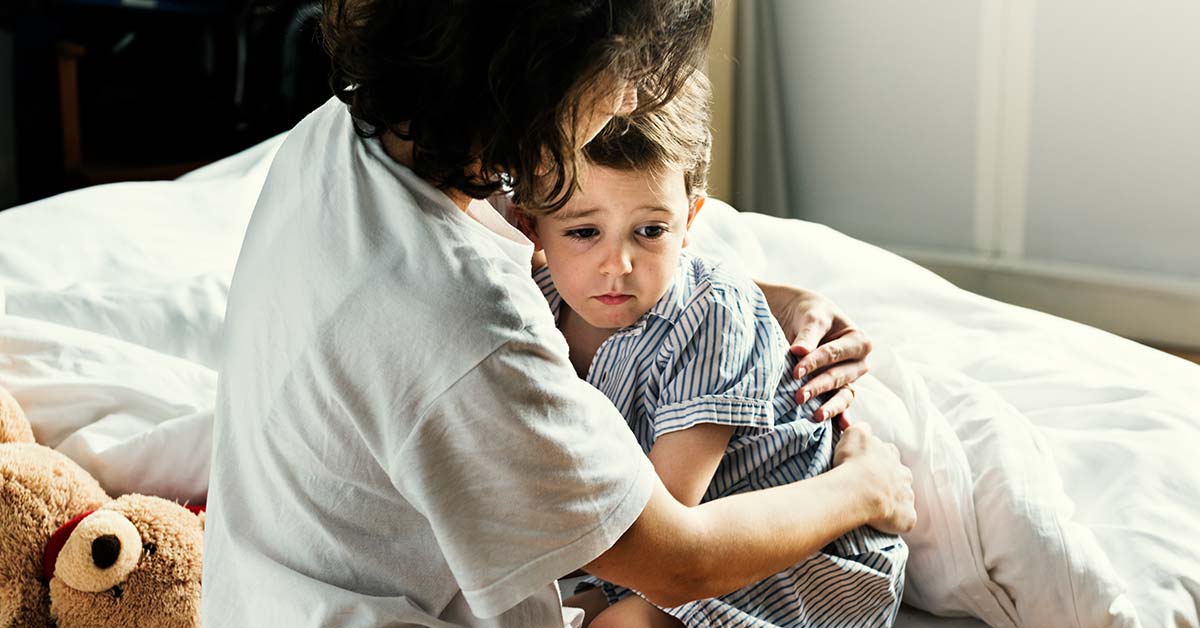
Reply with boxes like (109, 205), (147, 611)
(559, 425), (732, 581)
(647, 423), (735, 506)
(583, 423), (915, 609)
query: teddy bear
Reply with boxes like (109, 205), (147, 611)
(0, 384), (204, 628)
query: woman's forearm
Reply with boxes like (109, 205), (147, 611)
(588, 464), (880, 608)
(681, 464), (878, 600)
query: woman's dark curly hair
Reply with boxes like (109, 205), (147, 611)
(321, 0), (713, 212)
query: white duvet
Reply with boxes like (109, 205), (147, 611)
(1, 136), (1197, 628)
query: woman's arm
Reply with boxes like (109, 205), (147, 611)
(647, 423), (736, 506)
(584, 423), (915, 608)
(756, 281), (872, 428)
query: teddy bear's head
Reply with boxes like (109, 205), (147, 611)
(46, 495), (204, 628)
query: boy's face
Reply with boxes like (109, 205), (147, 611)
(531, 162), (702, 330)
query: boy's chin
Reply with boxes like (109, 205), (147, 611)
(579, 306), (646, 331)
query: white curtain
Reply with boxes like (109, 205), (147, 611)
(731, 0), (791, 218)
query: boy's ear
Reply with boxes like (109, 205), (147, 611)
(513, 211), (542, 250)
(682, 195), (706, 248)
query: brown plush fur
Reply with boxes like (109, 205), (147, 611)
(0, 387), (203, 628)
(1, 440), (109, 628)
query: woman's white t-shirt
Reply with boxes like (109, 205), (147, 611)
(201, 97), (655, 627)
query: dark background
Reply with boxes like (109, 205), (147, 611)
(0, 0), (332, 210)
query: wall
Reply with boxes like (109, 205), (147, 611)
(706, 0), (737, 202)
(756, 0), (1200, 349)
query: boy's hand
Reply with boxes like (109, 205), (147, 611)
(756, 282), (871, 426)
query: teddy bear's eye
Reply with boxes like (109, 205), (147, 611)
(142, 542), (157, 556)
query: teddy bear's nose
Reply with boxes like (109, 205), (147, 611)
(91, 535), (121, 569)
(55, 510), (142, 593)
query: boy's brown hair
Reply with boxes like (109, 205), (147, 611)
(581, 70), (712, 207)
(321, 0), (714, 213)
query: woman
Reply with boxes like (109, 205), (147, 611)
(201, 2), (915, 627)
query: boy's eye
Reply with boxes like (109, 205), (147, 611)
(565, 227), (599, 240)
(635, 225), (667, 239)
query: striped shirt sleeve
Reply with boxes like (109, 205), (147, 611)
(652, 280), (788, 441)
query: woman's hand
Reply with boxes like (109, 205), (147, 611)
(833, 423), (916, 535)
(756, 281), (872, 428)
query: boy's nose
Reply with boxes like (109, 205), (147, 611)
(599, 246), (633, 276)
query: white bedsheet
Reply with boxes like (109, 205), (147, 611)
(1, 135), (1197, 627)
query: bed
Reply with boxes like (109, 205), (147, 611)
(1, 135), (1197, 628)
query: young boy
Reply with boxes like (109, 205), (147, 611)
(515, 73), (909, 627)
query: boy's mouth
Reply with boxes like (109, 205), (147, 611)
(594, 293), (633, 305)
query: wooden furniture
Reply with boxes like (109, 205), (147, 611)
(56, 40), (210, 188)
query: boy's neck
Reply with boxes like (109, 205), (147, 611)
(558, 306), (617, 379)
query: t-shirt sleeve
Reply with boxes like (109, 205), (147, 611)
(388, 323), (656, 619)
(653, 283), (787, 441)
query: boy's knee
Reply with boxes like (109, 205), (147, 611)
(587, 609), (618, 628)
(588, 596), (682, 628)
(588, 600), (637, 628)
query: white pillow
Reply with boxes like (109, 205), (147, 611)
(3, 273), (231, 370)
(0, 315), (214, 504)
(854, 350), (1019, 627)
(857, 350), (1139, 627)
(0, 138), (275, 367)
(915, 360), (1138, 627)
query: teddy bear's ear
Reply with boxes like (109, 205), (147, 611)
(0, 385), (36, 444)
(183, 504), (206, 531)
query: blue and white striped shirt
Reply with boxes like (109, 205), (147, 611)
(537, 251), (907, 627)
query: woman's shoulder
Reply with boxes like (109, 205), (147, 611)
(253, 99), (554, 350)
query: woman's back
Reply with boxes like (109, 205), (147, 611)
(204, 97), (656, 627)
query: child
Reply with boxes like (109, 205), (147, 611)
(514, 72), (909, 628)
